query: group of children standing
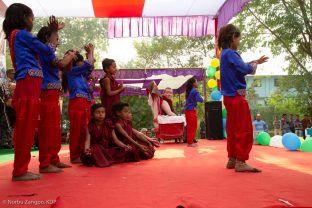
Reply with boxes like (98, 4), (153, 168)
(3, 3), (157, 181)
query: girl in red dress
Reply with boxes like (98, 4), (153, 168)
(112, 102), (159, 161)
(82, 103), (132, 167)
(100, 58), (123, 119)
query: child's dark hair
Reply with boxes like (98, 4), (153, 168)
(102, 58), (115, 73)
(37, 26), (53, 44)
(112, 102), (129, 117)
(185, 77), (196, 99)
(90, 103), (105, 116)
(3, 3), (33, 39)
(217, 24), (241, 49)
(61, 50), (84, 93)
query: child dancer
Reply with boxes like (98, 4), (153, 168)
(218, 24), (268, 172)
(36, 20), (77, 173)
(82, 103), (132, 167)
(112, 102), (158, 161)
(3, 3), (58, 181)
(62, 44), (94, 163)
(100, 58), (123, 119)
(184, 78), (203, 147)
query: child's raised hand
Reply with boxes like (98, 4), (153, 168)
(58, 22), (65, 30)
(47, 15), (59, 32)
(256, 55), (269, 65)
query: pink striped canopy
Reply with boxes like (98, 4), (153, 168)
(1, 0), (251, 37)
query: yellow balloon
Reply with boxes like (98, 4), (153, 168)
(211, 58), (220, 68)
(207, 79), (217, 88)
(215, 71), (220, 80)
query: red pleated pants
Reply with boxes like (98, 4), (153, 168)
(223, 94), (253, 161)
(38, 90), (61, 168)
(185, 109), (198, 144)
(12, 75), (42, 176)
(68, 98), (90, 160)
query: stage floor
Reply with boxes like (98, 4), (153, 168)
(0, 140), (312, 208)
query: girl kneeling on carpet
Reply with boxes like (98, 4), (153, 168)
(112, 102), (159, 161)
(82, 103), (132, 167)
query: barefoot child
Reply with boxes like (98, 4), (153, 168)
(3, 3), (58, 181)
(100, 58), (123, 119)
(184, 78), (203, 147)
(36, 18), (76, 173)
(218, 24), (268, 172)
(112, 102), (158, 161)
(62, 44), (95, 163)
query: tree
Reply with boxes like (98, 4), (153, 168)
(234, 0), (312, 116)
(128, 36), (215, 68)
(6, 17), (108, 69)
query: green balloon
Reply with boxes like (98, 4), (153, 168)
(207, 66), (216, 77)
(212, 86), (218, 91)
(257, 132), (271, 145)
(301, 140), (312, 152)
(222, 108), (227, 118)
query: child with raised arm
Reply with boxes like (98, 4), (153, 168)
(3, 3), (58, 181)
(37, 18), (76, 173)
(112, 102), (158, 161)
(62, 43), (94, 163)
(184, 78), (203, 147)
(218, 24), (268, 172)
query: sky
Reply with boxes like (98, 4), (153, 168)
(101, 38), (288, 76)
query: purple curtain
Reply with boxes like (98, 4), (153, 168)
(108, 16), (214, 38)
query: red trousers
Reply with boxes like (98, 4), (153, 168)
(185, 109), (198, 144)
(12, 75), (42, 176)
(223, 95), (253, 161)
(68, 98), (91, 160)
(38, 90), (61, 168)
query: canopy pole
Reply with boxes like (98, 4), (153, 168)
(178, 93), (181, 115)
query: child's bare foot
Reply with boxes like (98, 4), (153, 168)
(226, 157), (236, 169)
(12, 172), (41, 181)
(40, 165), (63, 173)
(235, 160), (261, 172)
(52, 162), (72, 168)
(71, 158), (82, 164)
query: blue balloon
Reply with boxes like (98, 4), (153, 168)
(222, 118), (226, 129)
(211, 90), (222, 101)
(282, 133), (301, 151)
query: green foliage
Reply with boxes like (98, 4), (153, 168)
(235, 0), (312, 117)
(128, 36), (215, 68)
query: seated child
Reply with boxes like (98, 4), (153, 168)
(112, 102), (159, 161)
(82, 103), (132, 167)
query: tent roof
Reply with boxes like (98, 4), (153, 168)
(1, 0), (251, 36)
(2, 0), (248, 18)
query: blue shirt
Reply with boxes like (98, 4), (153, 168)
(40, 46), (60, 90)
(185, 88), (203, 110)
(253, 120), (267, 132)
(67, 61), (93, 100)
(220, 48), (254, 96)
(12, 29), (55, 81)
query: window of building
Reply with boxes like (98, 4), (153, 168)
(252, 79), (262, 87)
(274, 78), (279, 87)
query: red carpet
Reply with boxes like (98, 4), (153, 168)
(0, 140), (312, 208)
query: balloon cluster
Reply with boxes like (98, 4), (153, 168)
(255, 132), (312, 153)
(206, 58), (221, 101)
